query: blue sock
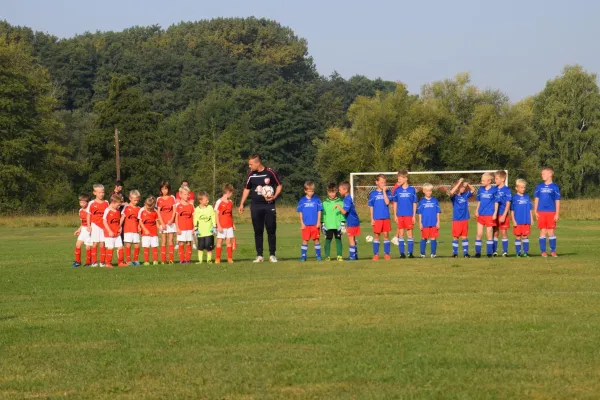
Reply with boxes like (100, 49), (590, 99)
(462, 239), (469, 255)
(475, 240), (482, 254)
(523, 239), (529, 254)
(502, 239), (509, 254)
(493, 238), (499, 253)
(486, 240), (493, 255)
(301, 244), (308, 259)
(549, 236), (556, 252)
(515, 240), (522, 254)
(349, 245), (357, 260)
(399, 239), (405, 255)
(539, 237), (547, 253)
(383, 240), (390, 255)
(407, 238), (414, 255)
(373, 241), (380, 256)
(420, 239), (427, 255)
(452, 240), (459, 255)
(315, 244), (321, 258)
(431, 239), (437, 255)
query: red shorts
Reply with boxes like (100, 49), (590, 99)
(452, 220), (469, 238)
(373, 219), (392, 234)
(396, 216), (414, 230)
(477, 216), (496, 227)
(301, 226), (320, 241)
(421, 227), (439, 239)
(537, 212), (556, 229)
(513, 224), (531, 236)
(496, 216), (510, 230)
(346, 226), (361, 237)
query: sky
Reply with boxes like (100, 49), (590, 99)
(2, 0), (599, 100)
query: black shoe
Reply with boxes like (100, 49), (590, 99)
(464, 254), (471, 258)
(400, 253), (406, 259)
(408, 254), (415, 259)
(487, 254), (493, 258)
(452, 254), (458, 258)
(475, 253), (481, 258)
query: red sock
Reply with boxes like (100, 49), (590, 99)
(125, 247), (131, 262)
(179, 244), (185, 263)
(86, 248), (92, 265)
(152, 247), (158, 261)
(118, 248), (124, 264)
(160, 246), (166, 262)
(169, 245), (174, 262)
(75, 248), (82, 263)
(91, 246), (97, 264)
(100, 246), (106, 264)
(227, 246), (233, 260)
(133, 247), (140, 262)
(144, 248), (149, 262)
(185, 244), (192, 262)
(105, 249), (113, 265)
(216, 247), (222, 261)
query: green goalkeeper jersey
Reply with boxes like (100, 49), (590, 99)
(322, 197), (345, 230)
(193, 205), (216, 237)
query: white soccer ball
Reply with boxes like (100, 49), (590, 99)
(365, 235), (374, 243)
(261, 185), (274, 198)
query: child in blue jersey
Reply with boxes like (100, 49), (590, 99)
(449, 178), (475, 258)
(475, 173), (499, 258)
(297, 181), (323, 261)
(493, 170), (512, 257)
(336, 181), (360, 260)
(511, 179), (533, 257)
(368, 174), (392, 260)
(417, 183), (441, 258)
(534, 167), (561, 257)
(392, 170), (418, 258)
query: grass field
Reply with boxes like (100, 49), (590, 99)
(2, 220), (600, 399)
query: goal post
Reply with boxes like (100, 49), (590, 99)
(350, 170), (509, 206)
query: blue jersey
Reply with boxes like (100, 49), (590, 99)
(368, 189), (392, 220)
(392, 185), (417, 217)
(477, 186), (498, 216)
(534, 182), (561, 212)
(417, 197), (441, 227)
(496, 186), (512, 215)
(343, 195), (360, 227)
(297, 196), (323, 226)
(511, 194), (532, 225)
(450, 191), (473, 221)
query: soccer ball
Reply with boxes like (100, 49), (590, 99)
(365, 235), (374, 243)
(261, 185), (274, 198)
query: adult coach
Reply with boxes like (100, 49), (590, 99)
(238, 154), (282, 263)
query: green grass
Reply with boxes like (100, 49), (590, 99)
(1, 221), (600, 399)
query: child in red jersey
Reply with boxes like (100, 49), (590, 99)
(121, 190), (141, 266)
(86, 184), (109, 267)
(72, 194), (92, 267)
(139, 196), (160, 265)
(157, 181), (176, 264)
(175, 186), (195, 264)
(102, 194), (128, 268)
(214, 184), (236, 264)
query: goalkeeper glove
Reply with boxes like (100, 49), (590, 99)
(340, 222), (347, 234)
(321, 223), (328, 234)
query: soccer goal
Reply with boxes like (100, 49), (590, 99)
(350, 170), (509, 206)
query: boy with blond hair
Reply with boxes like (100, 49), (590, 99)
(475, 173), (498, 258)
(417, 183), (441, 258)
(138, 196), (160, 265)
(86, 184), (109, 266)
(72, 194), (92, 267)
(194, 191), (216, 264)
(297, 181), (323, 261)
(391, 170), (418, 258)
(336, 182), (360, 260)
(121, 190), (141, 266)
(321, 183), (345, 261)
(368, 174), (392, 260)
(103, 194), (128, 268)
(215, 184), (236, 264)
(534, 167), (561, 257)
(449, 178), (476, 258)
(494, 170), (512, 257)
(175, 186), (195, 264)
(511, 179), (533, 257)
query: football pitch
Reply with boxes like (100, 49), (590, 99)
(1, 221), (600, 399)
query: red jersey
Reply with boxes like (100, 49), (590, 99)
(122, 204), (140, 233)
(138, 208), (159, 237)
(78, 208), (89, 226)
(103, 207), (121, 237)
(176, 191), (195, 204)
(86, 200), (108, 227)
(157, 195), (176, 224)
(214, 198), (234, 228)
(175, 202), (194, 231)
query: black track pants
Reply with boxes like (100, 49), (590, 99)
(251, 204), (277, 257)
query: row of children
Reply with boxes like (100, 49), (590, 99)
(73, 182), (236, 267)
(296, 168), (560, 260)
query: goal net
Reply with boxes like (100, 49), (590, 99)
(350, 170), (509, 206)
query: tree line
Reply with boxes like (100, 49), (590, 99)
(1, 18), (599, 213)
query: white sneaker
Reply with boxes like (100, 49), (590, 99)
(269, 255), (278, 263)
(253, 256), (264, 263)
(431, 254), (437, 258)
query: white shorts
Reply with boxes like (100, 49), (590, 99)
(123, 232), (140, 243)
(104, 236), (123, 249)
(161, 223), (177, 234)
(142, 236), (159, 248)
(90, 223), (105, 243)
(217, 227), (235, 239)
(77, 226), (93, 246)
(177, 230), (194, 242)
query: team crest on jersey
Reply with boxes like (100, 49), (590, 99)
(264, 178), (270, 185)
